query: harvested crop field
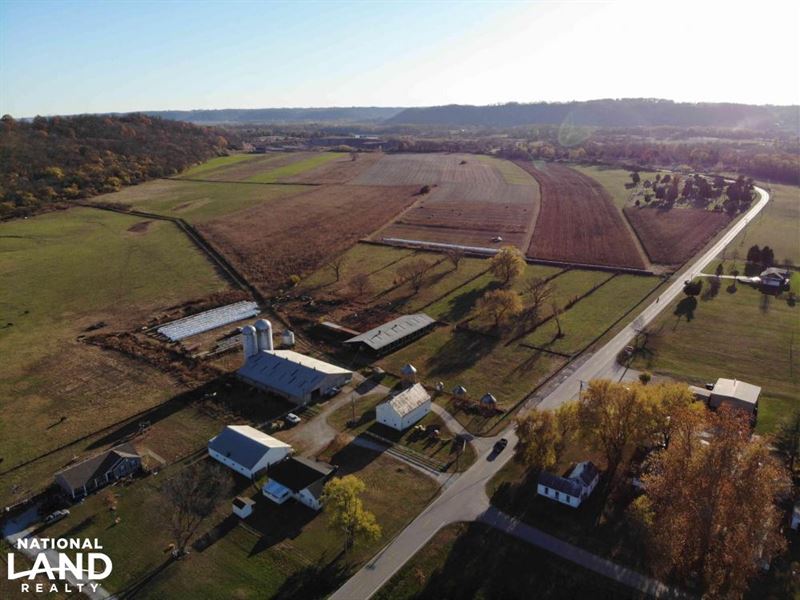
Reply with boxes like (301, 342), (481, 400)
(364, 153), (540, 250)
(177, 152), (335, 182)
(515, 162), (647, 270)
(624, 206), (731, 265)
(284, 151), (385, 184)
(198, 185), (419, 295)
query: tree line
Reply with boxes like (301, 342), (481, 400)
(0, 113), (229, 219)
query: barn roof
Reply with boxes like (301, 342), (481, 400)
(238, 350), (351, 398)
(208, 425), (290, 470)
(381, 383), (431, 418)
(55, 443), (140, 491)
(538, 471), (584, 497)
(344, 314), (435, 351)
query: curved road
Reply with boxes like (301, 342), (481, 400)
(330, 186), (770, 600)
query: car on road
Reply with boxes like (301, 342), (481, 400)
(43, 509), (70, 525)
(493, 438), (508, 453)
(284, 413), (301, 426)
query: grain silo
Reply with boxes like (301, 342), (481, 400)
(255, 319), (274, 352)
(241, 325), (258, 363)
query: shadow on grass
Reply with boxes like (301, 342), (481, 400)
(438, 280), (501, 323)
(427, 328), (500, 377)
(673, 296), (697, 323)
(273, 552), (352, 600)
(115, 556), (175, 600)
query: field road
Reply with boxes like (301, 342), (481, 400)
(330, 185), (769, 600)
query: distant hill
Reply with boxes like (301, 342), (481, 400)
(385, 99), (800, 131)
(145, 107), (405, 124)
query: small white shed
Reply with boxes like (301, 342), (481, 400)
(376, 384), (432, 431)
(232, 496), (255, 519)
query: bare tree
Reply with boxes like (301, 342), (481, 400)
(162, 462), (233, 555)
(396, 259), (433, 294)
(523, 277), (553, 314)
(550, 301), (563, 338)
(327, 255), (346, 282)
(349, 272), (372, 299)
(444, 247), (465, 271)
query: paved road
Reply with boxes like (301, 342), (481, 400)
(330, 185), (770, 599)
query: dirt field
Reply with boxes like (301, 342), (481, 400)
(623, 206), (731, 265)
(515, 162), (647, 269)
(361, 153), (539, 249)
(198, 185), (419, 295)
(284, 151), (384, 184)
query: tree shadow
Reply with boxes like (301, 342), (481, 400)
(427, 329), (500, 377)
(245, 496), (321, 557)
(439, 280), (501, 322)
(673, 297), (697, 323)
(700, 277), (720, 302)
(273, 552), (352, 600)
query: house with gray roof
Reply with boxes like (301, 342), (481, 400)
(55, 443), (142, 500)
(537, 461), (600, 508)
(708, 377), (761, 421)
(344, 313), (436, 355)
(208, 425), (292, 479)
(262, 456), (337, 511)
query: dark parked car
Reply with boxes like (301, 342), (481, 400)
(493, 438), (508, 453)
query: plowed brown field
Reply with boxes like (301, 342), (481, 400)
(198, 185), (418, 295)
(624, 206), (731, 265)
(515, 162), (646, 269)
(363, 154), (539, 249)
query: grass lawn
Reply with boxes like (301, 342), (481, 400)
(476, 154), (540, 186)
(326, 392), (477, 471)
(299, 243), (416, 290)
(178, 154), (262, 179)
(0, 208), (226, 500)
(523, 274), (661, 355)
(246, 153), (345, 183)
(93, 178), (309, 223)
(722, 182), (800, 267)
(40, 445), (438, 599)
(374, 521), (637, 600)
(631, 277), (798, 433)
(573, 165), (665, 209)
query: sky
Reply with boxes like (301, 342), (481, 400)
(1, 0), (799, 116)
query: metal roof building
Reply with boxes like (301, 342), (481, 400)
(208, 425), (292, 478)
(376, 383), (432, 431)
(709, 378), (761, 418)
(238, 350), (353, 404)
(344, 313), (436, 355)
(157, 301), (260, 341)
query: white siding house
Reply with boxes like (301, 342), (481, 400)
(537, 461), (600, 508)
(208, 425), (292, 479)
(262, 457), (337, 511)
(376, 383), (431, 431)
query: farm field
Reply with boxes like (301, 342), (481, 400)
(178, 153), (264, 179)
(514, 161), (647, 270)
(623, 206), (731, 265)
(245, 152), (346, 183)
(94, 178), (309, 222)
(40, 445), (438, 599)
(0, 208), (227, 503)
(283, 151), (385, 184)
(198, 185), (419, 295)
(374, 523), (635, 600)
(178, 152), (346, 183)
(361, 153), (540, 250)
(631, 274), (799, 434)
(722, 182), (800, 266)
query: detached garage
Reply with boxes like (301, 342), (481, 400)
(376, 383), (431, 431)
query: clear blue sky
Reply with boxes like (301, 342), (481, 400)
(1, 0), (798, 116)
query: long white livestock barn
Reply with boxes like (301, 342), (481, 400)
(157, 301), (260, 341)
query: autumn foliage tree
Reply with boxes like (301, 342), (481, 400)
(489, 246), (526, 286)
(476, 289), (523, 330)
(630, 408), (789, 597)
(323, 475), (381, 553)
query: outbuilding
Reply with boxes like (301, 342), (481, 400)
(537, 461), (600, 508)
(376, 383), (432, 431)
(208, 425), (292, 479)
(232, 496), (255, 519)
(708, 378), (760, 420)
(344, 313), (436, 355)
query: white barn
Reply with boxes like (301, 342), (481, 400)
(208, 425), (292, 479)
(376, 383), (431, 431)
(537, 461), (600, 508)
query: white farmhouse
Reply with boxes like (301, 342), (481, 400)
(537, 461), (600, 508)
(208, 425), (292, 479)
(375, 383), (431, 431)
(262, 456), (337, 511)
